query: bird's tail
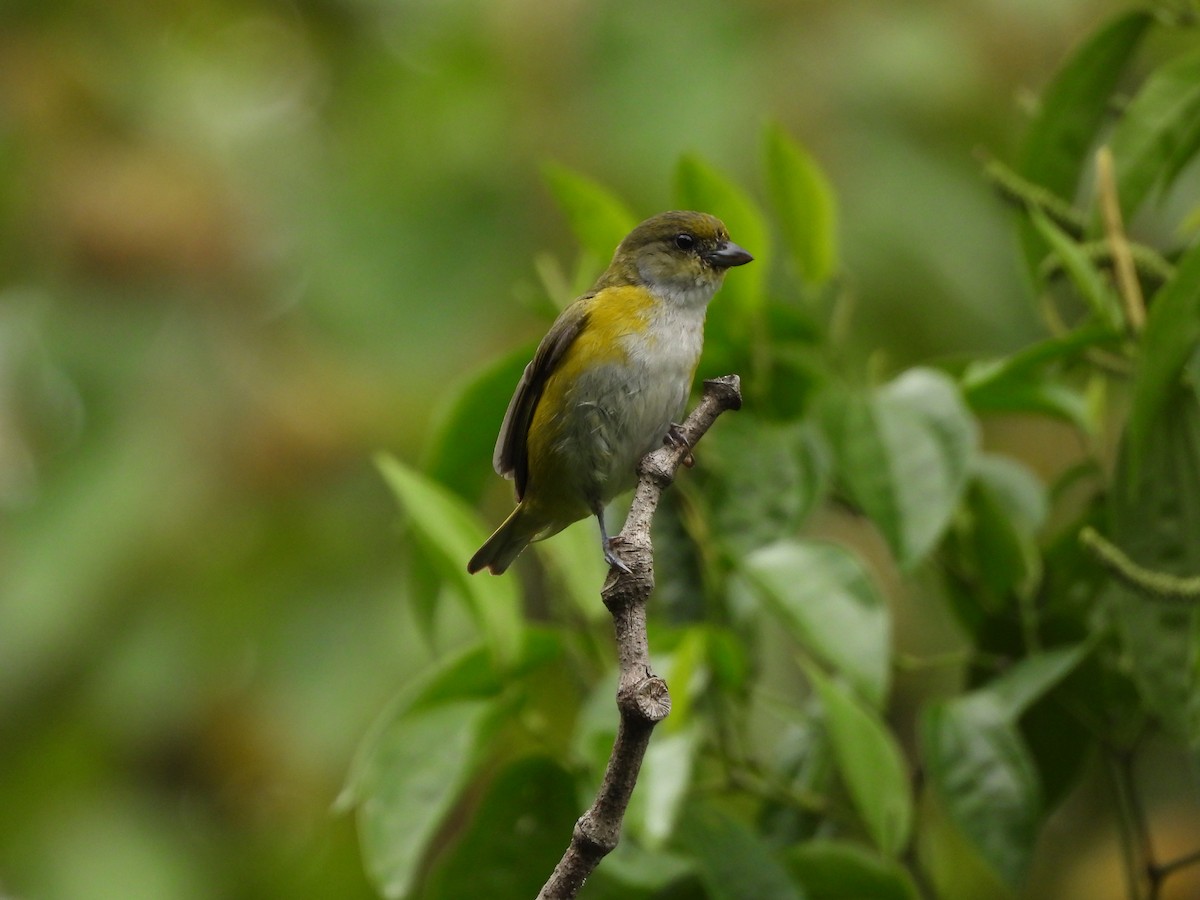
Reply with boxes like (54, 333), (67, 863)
(467, 506), (542, 575)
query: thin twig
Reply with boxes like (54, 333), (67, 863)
(1096, 146), (1147, 333)
(536, 375), (743, 899)
(1080, 527), (1200, 604)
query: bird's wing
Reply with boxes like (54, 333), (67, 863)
(493, 297), (592, 499)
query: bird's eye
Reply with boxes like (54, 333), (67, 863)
(674, 233), (695, 251)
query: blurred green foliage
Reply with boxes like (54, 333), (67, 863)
(3, 1), (1200, 899)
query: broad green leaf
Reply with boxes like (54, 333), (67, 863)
(422, 343), (535, 503)
(1029, 209), (1123, 331)
(425, 756), (577, 900)
(1128, 239), (1200, 469)
(763, 122), (838, 285)
(674, 802), (803, 900)
(533, 517), (610, 622)
(675, 154), (769, 329)
(704, 418), (831, 557)
(355, 700), (491, 900)
(918, 788), (1016, 900)
(954, 455), (1048, 606)
(983, 644), (1089, 720)
(1018, 10), (1153, 198)
(805, 663), (912, 857)
(962, 324), (1116, 428)
(542, 162), (637, 262)
(339, 633), (562, 811)
(746, 540), (890, 707)
(1109, 48), (1200, 220)
(633, 725), (700, 848)
(588, 841), (696, 895)
(1109, 391), (1200, 743)
(824, 368), (978, 568)
(920, 697), (1041, 889)
(1017, 10), (1153, 275)
(377, 455), (523, 668)
(786, 840), (920, 900)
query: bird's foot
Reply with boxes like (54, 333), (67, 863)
(664, 423), (695, 468)
(604, 539), (632, 575)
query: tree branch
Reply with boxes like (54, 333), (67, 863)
(536, 375), (743, 900)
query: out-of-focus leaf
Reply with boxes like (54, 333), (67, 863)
(587, 841), (696, 896)
(1017, 10), (1153, 273)
(674, 801), (802, 900)
(1128, 239), (1200, 469)
(746, 540), (890, 707)
(377, 454), (523, 668)
(1029, 209), (1123, 331)
(1109, 48), (1200, 220)
(920, 697), (1040, 890)
(824, 368), (978, 568)
(1018, 9), (1153, 198)
(1108, 390), (1200, 743)
(675, 154), (769, 329)
(763, 122), (838, 286)
(704, 417), (830, 557)
(986, 645), (1089, 720)
(805, 663), (912, 857)
(425, 756), (577, 900)
(339, 633), (562, 810)
(962, 324), (1115, 427)
(534, 517), (610, 622)
(542, 162), (638, 262)
(633, 725), (700, 848)
(955, 455), (1049, 605)
(785, 840), (920, 900)
(422, 344), (534, 503)
(354, 699), (491, 900)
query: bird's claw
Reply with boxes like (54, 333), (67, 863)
(664, 423), (695, 468)
(604, 539), (632, 575)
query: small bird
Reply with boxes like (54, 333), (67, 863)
(467, 210), (753, 575)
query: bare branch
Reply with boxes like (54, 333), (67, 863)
(536, 375), (742, 899)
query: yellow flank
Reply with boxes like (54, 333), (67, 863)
(522, 285), (655, 520)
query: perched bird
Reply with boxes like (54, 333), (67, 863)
(468, 210), (753, 575)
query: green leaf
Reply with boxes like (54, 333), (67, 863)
(961, 324), (1116, 427)
(1029, 208), (1123, 331)
(632, 725), (700, 848)
(542, 162), (638, 262)
(1128, 239), (1200, 469)
(422, 344), (535, 503)
(377, 454), (523, 669)
(339, 633), (563, 812)
(1018, 10), (1153, 197)
(425, 756), (578, 900)
(805, 663), (913, 857)
(1109, 48), (1200, 220)
(746, 540), (890, 707)
(674, 802), (803, 900)
(763, 122), (838, 285)
(1109, 390), (1200, 743)
(920, 697), (1040, 889)
(983, 644), (1089, 720)
(1017, 10), (1153, 274)
(675, 154), (769, 329)
(954, 455), (1048, 606)
(704, 418), (831, 557)
(355, 699), (492, 900)
(786, 840), (920, 900)
(533, 517), (610, 623)
(824, 368), (978, 568)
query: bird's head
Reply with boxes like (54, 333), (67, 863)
(599, 210), (753, 305)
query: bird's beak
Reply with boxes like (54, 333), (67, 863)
(705, 241), (754, 269)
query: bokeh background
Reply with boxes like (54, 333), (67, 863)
(1, 0), (1179, 897)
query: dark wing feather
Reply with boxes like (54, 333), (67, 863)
(493, 299), (591, 499)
